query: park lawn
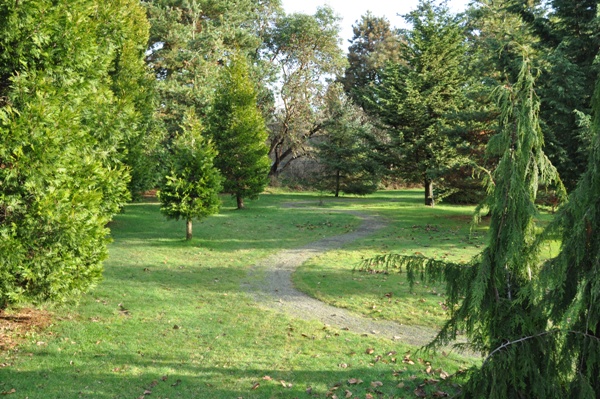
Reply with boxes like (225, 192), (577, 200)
(0, 191), (478, 399)
(293, 189), (560, 329)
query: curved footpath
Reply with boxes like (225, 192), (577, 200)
(242, 206), (448, 348)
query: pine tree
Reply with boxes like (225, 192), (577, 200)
(158, 112), (222, 240)
(206, 55), (270, 209)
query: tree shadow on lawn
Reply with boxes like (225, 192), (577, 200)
(110, 207), (363, 252)
(1, 354), (466, 399)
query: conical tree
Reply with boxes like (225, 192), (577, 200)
(207, 55), (270, 210)
(158, 112), (222, 240)
(315, 84), (382, 197)
(540, 75), (600, 397)
(361, 56), (564, 398)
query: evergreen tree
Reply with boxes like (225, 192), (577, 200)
(0, 0), (150, 308)
(342, 12), (401, 111)
(362, 57), (564, 398)
(158, 113), (222, 240)
(206, 55), (270, 209)
(314, 85), (382, 197)
(144, 0), (281, 177)
(372, 0), (467, 206)
(537, 0), (599, 190)
(540, 74), (600, 397)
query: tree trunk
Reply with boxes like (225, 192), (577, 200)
(335, 170), (341, 198)
(236, 194), (245, 210)
(186, 219), (192, 240)
(424, 179), (434, 207)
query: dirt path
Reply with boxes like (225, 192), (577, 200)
(243, 206), (445, 348)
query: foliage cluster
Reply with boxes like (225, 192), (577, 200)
(0, 0), (152, 309)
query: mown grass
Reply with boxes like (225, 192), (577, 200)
(0, 191), (483, 399)
(293, 190), (560, 329)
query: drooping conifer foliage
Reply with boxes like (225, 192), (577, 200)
(0, 0), (152, 308)
(539, 74), (600, 398)
(361, 56), (564, 398)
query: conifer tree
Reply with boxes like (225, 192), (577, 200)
(371, 0), (467, 206)
(342, 12), (401, 111)
(158, 113), (222, 240)
(206, 55), (270, 209)
(315, 85), (382, 197)
(0, 0), (151, 308)
(362, 56), (564, 398)
(540, 75), (600, 397)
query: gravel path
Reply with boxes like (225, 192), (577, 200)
(242, 206), (445, 347)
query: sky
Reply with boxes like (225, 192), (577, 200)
(280, 0), (472, 50)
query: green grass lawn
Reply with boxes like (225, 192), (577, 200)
(293, 190), (559, 330)
(1, 191), (490, 398)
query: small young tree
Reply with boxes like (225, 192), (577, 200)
(158, 113), (222, 240)
(315, 85), (382, 197)
(207, 55), (270, 209)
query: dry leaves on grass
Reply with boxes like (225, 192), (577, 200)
(0, 308), (52, 352)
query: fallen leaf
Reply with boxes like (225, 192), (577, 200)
(366, 394), (374, 399)
(280, 380), (292, 388)
(306, 386), (313, 394)
(251, 383), (260, 390)
(365, 348), (374, 354)
(1, 389), (16, 395)
(171, 379), (182, 387)
(414, 387), (427, 397)
(262, 376), (272, 381)
(149, 380), (158, 387)
(440, 370), (450, 380)
(397, 382), (405, 388)
(370, 381), (383, 388)
(425, 365), (432, 374)
(433, 391), (449, 397)
(347, 378), (363, 385)
(344, 389), (352, 398)
(161, 375), (168, 381)
(338, 363), (348, 368)
(143, 390), (152, 395)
